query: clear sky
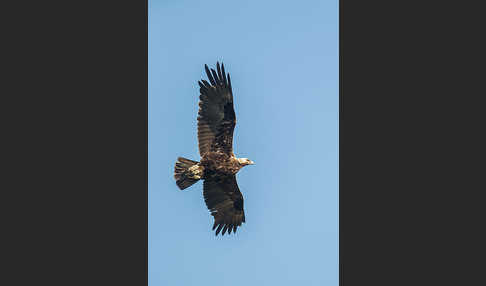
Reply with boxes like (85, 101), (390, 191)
(149, 0), (338, 285)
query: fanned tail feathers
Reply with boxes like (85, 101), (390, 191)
(174, 157), (201, 190)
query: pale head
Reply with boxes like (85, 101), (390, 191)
(237, 157), (255, 166)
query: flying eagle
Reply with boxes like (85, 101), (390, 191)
(174, 62), (254, 236)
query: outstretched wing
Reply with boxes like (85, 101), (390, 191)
(203, 175), (245, 236)
(197, 62), (236, 156)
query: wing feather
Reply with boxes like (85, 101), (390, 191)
(216, 62), (223, 84)
(221, 63), (227, 85)
(197, 62), (236, 156)
(205, 64), (217, 86)
(211, 68), (220, 85)
(203, 175), (245, 236)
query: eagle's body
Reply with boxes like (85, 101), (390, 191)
(201, 152), (243, 176)
(174, 62), (254, 236)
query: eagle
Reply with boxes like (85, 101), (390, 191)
(174, 62), (254, 236)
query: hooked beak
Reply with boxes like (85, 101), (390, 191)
(249, 160), (255, 165)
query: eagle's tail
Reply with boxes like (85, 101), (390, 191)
(174, 157), (202, 190)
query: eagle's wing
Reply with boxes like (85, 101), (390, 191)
(203, 175), (245, 236)
(197, 62), (236, 156)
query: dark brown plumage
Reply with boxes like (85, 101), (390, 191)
(173, 62), (254, 236)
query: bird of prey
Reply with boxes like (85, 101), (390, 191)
(174, 62), (254, 236)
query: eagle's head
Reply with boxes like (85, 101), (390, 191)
(237, 158), (255, 166)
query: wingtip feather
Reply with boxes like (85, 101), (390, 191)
(205, 64), (216, 85)
(215, 224), (224, 236)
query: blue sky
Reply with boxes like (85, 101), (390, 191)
(149, 0), (338, 285)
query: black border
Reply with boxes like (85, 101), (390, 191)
(340, 1), (483, 285)
(5, 1), (148, 284)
